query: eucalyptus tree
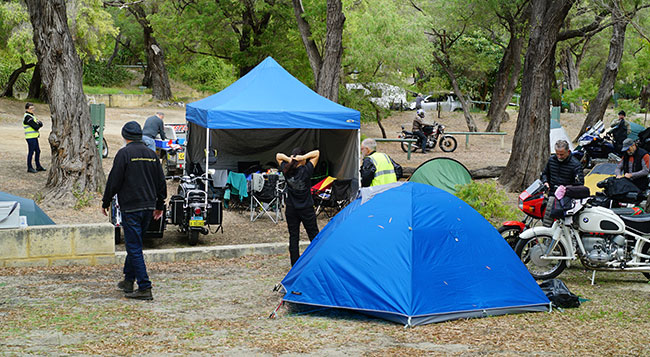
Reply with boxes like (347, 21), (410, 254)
(24, 0), (105, 203)
(104, 0), (172, 100)
(578, 0), (650, 137)
(499, 0), (575, 191)
(292, 0), (345, 101)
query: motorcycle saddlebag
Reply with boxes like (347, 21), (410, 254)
(539, 279), (580, 308)
(169, 195), (184, 225)
(144, 204), (166, 239)
(565, 185), (590, 199)
(208, 199), (222, 225)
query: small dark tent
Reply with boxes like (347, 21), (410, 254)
(408, 157), (472, 194)
(279, 182), (550, 326)
(185, 57), (361, 184)
(0, 191), (54, 226)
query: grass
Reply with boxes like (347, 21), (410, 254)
(83, 85), (151, 95)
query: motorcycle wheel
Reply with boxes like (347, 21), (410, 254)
(514, 235), (567, 280)
(497, 225), (521, 249)
(189, 229), (199, 246)
(641, 241), (650, 281)
(400, 139), (418, 153)
(439, 136), (457, 152)
(161, 155), (171, 177)
(102, 138), (109, 158)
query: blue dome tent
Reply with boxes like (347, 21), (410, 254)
(185, 57), (361, 189)
(279, 182), (550, 326)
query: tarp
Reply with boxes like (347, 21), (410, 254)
(280, 182), (550, 326)
(584, 163), (617, 194)
(185, 57), (361, 182)
(408, 157), (472, 194)
(550, 119), (574, 153)
(0, 191), (55, 226)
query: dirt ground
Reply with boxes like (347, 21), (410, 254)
(0, 256), (648, 355)
(0, 98), (639, 249)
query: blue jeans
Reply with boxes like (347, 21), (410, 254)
(26, 138), (42, 170)
(142, 135), (156, 152)
(122, 210), (153, 290)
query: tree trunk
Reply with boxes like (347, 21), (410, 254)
(0, 58), (35, 98)
(577, 10), (627, 140)
(107, 32), (121, 67)
(24, 0), (105, 204)
(434, 54), (478, 132)
(499, 0), (575, 192)
(292, 0), (344, 102)
(371, 102), (387, 138)
(27, 63), (47, 102)
(559, 47), (582, 113)
(486, 32), (524, 132)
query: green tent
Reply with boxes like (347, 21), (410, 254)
(408, 158), (472, 194)
(629, 121), (644, 140)
(0, 191), (55, 226)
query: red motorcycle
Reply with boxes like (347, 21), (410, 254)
(498, 180), (547, 249)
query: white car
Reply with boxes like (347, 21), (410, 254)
(410, 93), (464, 112)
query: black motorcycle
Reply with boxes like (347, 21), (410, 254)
(572, 122), (620, 168)
(399, 123), (457, 153)
(168, 174), (222, 246)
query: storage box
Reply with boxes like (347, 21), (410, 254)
(144, 204), (166, 239)
(169, 195), (185, 225)
(0, 201), (21, 229)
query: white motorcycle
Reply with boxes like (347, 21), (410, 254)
(516, 197), (650, 281)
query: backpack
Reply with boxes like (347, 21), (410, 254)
(539, 279), (581, 308)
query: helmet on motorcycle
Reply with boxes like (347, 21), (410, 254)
(417, 109), (426, 118)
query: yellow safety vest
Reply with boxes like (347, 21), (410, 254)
(23, 113), (40, 139)
(369, 152), (397, 186)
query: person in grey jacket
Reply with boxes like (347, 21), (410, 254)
(142, 112), (166, 151)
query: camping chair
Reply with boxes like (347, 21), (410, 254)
(224, 171), (249, 210)
(249, 173), (285, 223)
(314, 178), (354, 218)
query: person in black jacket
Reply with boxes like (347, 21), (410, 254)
(541, 140), (584, 193)
(615, 138), (650, 191)
(23, 102), (46, 173)
(101, 121), (167, 300)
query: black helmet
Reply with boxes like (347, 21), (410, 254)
(618, 110), (626, 117)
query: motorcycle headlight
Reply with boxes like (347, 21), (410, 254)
(518, 199), (524, 210)
(579, 140), (590, 146)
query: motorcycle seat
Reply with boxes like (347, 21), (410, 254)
(621, 213), (650, 234)
(402, 130), (414, 135)
(610, 207), (637, 216)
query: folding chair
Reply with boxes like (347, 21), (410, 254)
(315, 178), (354, 218)
(250, 173), (285, 223)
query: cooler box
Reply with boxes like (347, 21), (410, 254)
(0, 201), (20, 229)
(144, 204), (166, 239)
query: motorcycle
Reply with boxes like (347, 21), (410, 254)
(515, 194), (650, 281)
(399, 123), (457, 153)
(168, 174), (222, 246)
(498, 179), (644, 250)
(572, 121), (620, 168)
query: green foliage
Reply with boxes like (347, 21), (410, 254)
(72, 185), (94, 210)
(0, 61), (32, 93)
(70, 0), (118, 61)
(563, 78), (598, 112)
(83, 85), (147, 95)
(617, 99), (641, 117)
(454, 181), (518, 226)
(82, 61), (133, 87)
(167, 56), (236, 93)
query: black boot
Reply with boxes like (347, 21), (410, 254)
(27, 168), (37, 173)
(125, 288), (153, 300)
(36, 166), (46, 171)
(117, 279), (134, 293)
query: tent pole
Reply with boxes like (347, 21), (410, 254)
(357, 129), (361, 188)
(205, 127), (209, 209)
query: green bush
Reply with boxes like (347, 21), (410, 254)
(617, 98), (641, 118)
(454, 181), (518, 226)
(82, 61), (133, 87)
(168, 56), (235, 93)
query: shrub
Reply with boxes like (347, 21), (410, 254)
(82, 61), (133, 87)
(454, 181), (518, 226)
(617, 98), (640, 118)
(168, 56), (235, 93)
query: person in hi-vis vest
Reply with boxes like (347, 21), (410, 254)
(360, 138), (402, 187)
(23, 102), (46, 173)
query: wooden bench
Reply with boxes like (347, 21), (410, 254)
(445, 131), (507, 149)
(372, 138), (418, 160)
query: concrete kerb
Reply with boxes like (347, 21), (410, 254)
(114, 241), (309, 265)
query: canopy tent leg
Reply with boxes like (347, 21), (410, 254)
(205, 127), (210, 208)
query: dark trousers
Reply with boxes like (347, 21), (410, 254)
(122, 210), (153, 290)
(413, 131), (427, 152)
(26, 138), (41, 170)
(286, 205), (319, 266)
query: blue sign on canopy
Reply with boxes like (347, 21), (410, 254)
(186, 57), (360, 130)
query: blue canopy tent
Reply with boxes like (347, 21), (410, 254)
(0, 191), (54, 226)
(280, 182), (550, 326)
(185, 57), (361, 190)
